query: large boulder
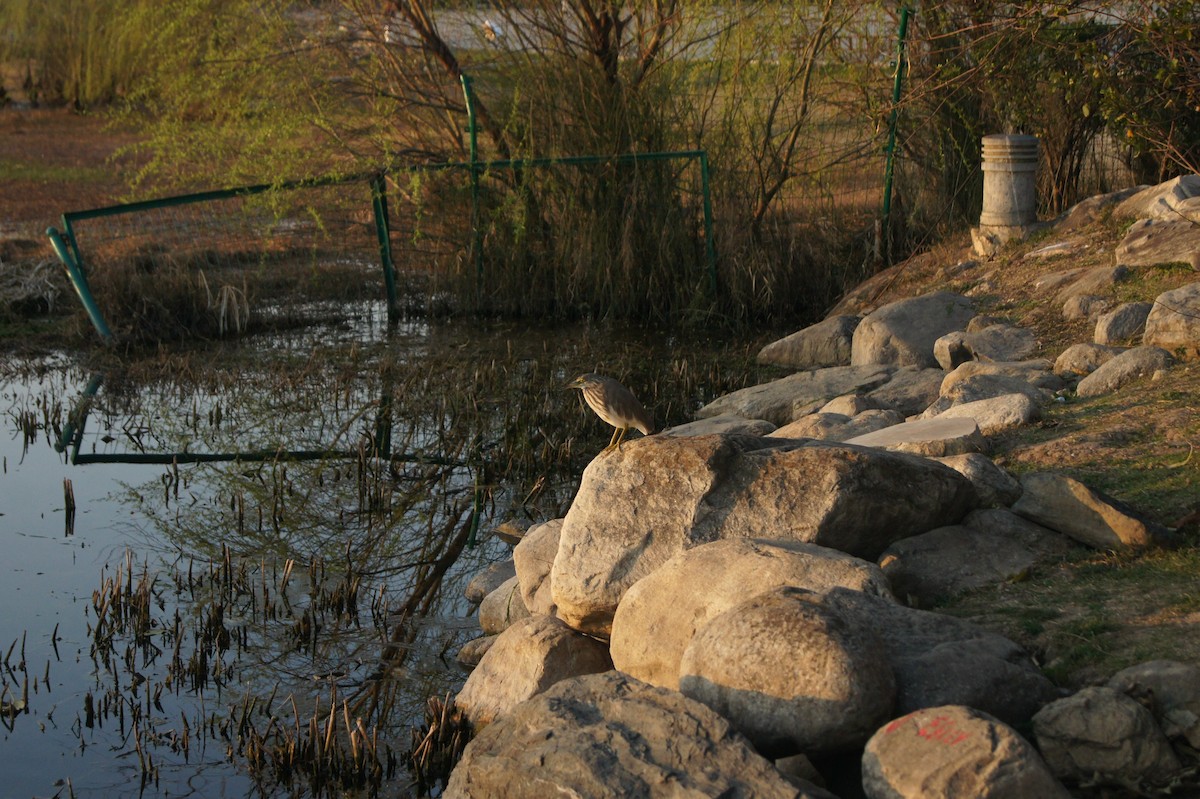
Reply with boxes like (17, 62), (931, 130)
(454, 615), (612, 726)
(1116, 218), (1200, 268)
(512, 519), (562, 616)
(1032, 686), (1182, 789)
(697, 365), (895, 427)
(931, 454), (1023, 507)
(925, 393), (1041, 437)
(1075, 345), (1173, 398)
(444, 671), (814, 799)
(1108, 660), (1200, 749)
(610, 538), (893, 689)
(465, 559), (516, 605)
(757, 314), (861, 369)
(940, 359), (1063, 393)
(478, 575), (531, 635)
(1054, 185), (1145, 231)
(1011, 472), (1173, 549)
(1143, 282), (1200, 358)
(1094, 301), (1153, 345)
(552, 435), (977, 636)
(878, 509), (1076, 606)
(1113, 175), (1200, 220)
(1053, 343), (1124, 377)
(865, 367), (946, 416)
(822, 588), (1059, 727)
(679, 587), (897, 756)
(933, 323), (1038, 370)
(1055, 265), (1130, 303)
(863, 706), (1070, 799)
(852, 292), (975, 368)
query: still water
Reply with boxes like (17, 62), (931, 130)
(0, 307), (759, 798)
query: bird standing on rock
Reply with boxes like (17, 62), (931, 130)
(567, 373), (655, 453)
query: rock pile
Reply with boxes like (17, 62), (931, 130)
(446, 177), (1200, 798)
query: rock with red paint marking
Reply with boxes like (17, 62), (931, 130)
(863, 705), (1070, 798)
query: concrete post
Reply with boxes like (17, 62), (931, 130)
(972, 134), (1041, 256)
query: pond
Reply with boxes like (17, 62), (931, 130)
(0, 307), (763, 798)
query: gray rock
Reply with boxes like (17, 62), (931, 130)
(444, 671), (810, 799)
(865, 366), (946, 416)
(552, 435), (975, 636)
(1075, 345), (1173, 398)
(1108, 660), (1200, 749)
(1032, 686), (1182, 789)
(878, 510), (1076, 606)
(478, 574), (531, 635)
(941, 359), (1064, 392)
(1062, 293), (1112, 321)
(1054, 185), (1146, 231)
(465, 559), (516, 605)
(932, 454), (1023, 507)
(1113, 175), (1200, 221)
(927, 393), (1041, 436)
(697, 365), (896, 427)
(845, 416), (987, 457)
(922, 374), (1048, 420)
(852, 292), (975, 368)
(1056, 265), (1130, 303)
(820, 393), (880, 416)
(663, 414), (776, 437)
(1011, 472), (1172, 549)
(1116, 217), (1200, 268)
(513, 519), (561, 617)
(863, 706), (1070, 799)
(457, 634), (497, 669)
(610, 538), (894, 689)
(933, 323), (1038, 370)
(1144, 281), (1200, 357)
(769, 409), (904, 442)
(680, 587), (896, 756)
(1035, 267), (1088, 293)
(757, 315), (861, 369)
(822, 588), (1059, 727)
(1053, 342), (1124, 377)
(1095, 301), (1154, 345)
(455, 615), (613, 727)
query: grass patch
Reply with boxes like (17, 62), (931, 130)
(0, 157), (112, 184)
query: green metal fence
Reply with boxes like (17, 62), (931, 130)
(48, 141), (716, 343)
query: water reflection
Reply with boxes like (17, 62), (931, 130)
(0, 318), (764, 797)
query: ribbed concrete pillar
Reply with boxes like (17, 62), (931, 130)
(972, 134), (1040, 256)
(980, 134), (1039, 226)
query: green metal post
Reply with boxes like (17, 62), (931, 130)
(881, 6), (912, 265)
(461, 74), (484, 293)
(699, 152), (718, 296)
(370, 173), (399, 321)
(47, 226), (114, 343)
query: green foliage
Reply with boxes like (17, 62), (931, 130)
(0, 0), (162, 108)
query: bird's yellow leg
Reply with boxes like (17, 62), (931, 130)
(615, 427), (628, 451)
(604, 427), (620, 452)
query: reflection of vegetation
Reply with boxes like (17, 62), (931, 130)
(0, 319), (765, 796)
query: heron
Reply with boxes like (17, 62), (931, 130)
(567, 373), (655, 453)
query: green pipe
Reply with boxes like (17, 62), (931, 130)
(699, 152), (718, 296)
(370, 173), (399, 321)
(881, 6), (912, 264)
(461, 74), (483, 292)
(47, 226), (114, 342)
